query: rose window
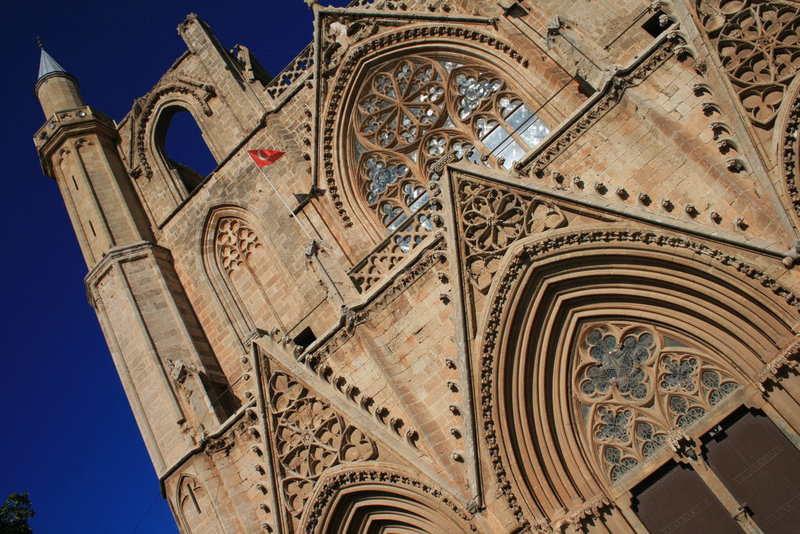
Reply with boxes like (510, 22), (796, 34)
(352, 55), (550, 232)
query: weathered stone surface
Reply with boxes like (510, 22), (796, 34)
(33, 1), (800, 532)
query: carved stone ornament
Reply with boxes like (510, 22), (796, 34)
(348, 199), (444, 293)
(215, 217), (261, 275)
(780, 85), (800, 218)
(301, 468), (480, 533)
(456, 177), (566, 292)
(349, 53), (548, 235)
(268, 371), (377, 518)
(695, 0), (800, 127)
(478, 228), (800, 526)
(573, 322), (739, 483)
(322, 24), (528, 227)
(520, 30), (684, 177)
(133, 75), (215, 180)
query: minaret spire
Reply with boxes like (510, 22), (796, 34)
(34, 39), (83, 119)
(36, 38), (70, 82)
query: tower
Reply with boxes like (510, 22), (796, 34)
(34, 44), (237, 478)
(33, 2), (800, 533)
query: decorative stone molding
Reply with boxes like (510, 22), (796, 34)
(348, 199), (444, 293)
(313, 240), (448, 365)
(756, 336), (800, 389)
(780, 85), (800, 218)
(132, 76), (216, 180)
(695, 0), (800, 128)
(300, 466), (479, 533)
(454, 176), (567, 292)
(265, 369), (378, 519)
(478, 228), (800, 526)
(265, 44), (314, 100)
(520, 30), (685, 177)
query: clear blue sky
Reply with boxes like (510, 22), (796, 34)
(1, 1), (347, 532)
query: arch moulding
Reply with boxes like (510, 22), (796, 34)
(299, 463), (482, 534)
(477, 226), (800, 528)
(133, 77), (216, 181)
(201, 204), (268, 344)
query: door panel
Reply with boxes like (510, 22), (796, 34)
(705, 410), (800, 534)
(632, 461), (742, 534)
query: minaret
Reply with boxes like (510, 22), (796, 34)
(33, 44), (236, 475)
(34, 38), (85, 119)
(33, 42), (153, 264)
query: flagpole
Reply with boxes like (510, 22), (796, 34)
(256, 165), (316, 244)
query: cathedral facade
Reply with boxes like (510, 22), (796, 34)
(33, 1), (800, 532)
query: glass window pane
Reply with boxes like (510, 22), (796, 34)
(482, 125), (509, 152)
(520, 119), (549, 148)
(507, 103), (533, 130)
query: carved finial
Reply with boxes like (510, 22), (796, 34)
(36, 36), (44, 49)
(304, 0), (319, 9)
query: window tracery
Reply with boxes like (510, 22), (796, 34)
(352, 55), (549, 231)
(211, 215), (296, 334)
(572, 322), (740, 483)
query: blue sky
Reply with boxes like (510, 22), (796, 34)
(1, 1), (347, 532)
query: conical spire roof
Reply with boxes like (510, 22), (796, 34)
(37, 38), (68, 81)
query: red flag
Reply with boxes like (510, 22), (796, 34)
(248, 149), (285, 167)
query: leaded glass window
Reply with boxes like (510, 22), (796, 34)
(353, 55), (550, 231)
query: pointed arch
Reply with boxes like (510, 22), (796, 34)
(175, 474), (224, 534)
(479, 226), (800, 527)
(323, 22), (582, 236)
(299, 465), (480, 534)
(136, 80), (217, 182)
(202, 205), (304, 342)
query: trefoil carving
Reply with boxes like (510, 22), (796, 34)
(456, 178), (567, 292)
(573, 322), (739, 483)
(696, 0), (800, 127)
(351, 54), (549, 232)
(267, 371), (377, 518)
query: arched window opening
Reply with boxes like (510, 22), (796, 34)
(212, 216), (305, 335)
(572, 322), (740, 483)
(155, 106), (217, 194)
(571, 321), (800, 532)
(352, 54), (550, 232)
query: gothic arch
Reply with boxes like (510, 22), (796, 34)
(323, 23), (558, 236)
(202, 205), (305, 343)
(479, 226), (800, 526)
(299, 465), (480, 534)
(135, 79), (217, 190)
(175, 474), (224, 534)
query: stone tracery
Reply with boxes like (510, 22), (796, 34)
(268, 371), (377, 518)
(352, 55), (550, 232)
(573, 322), (740, 483)
(696, 0), (800, 127)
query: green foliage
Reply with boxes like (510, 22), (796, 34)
(0, 493), (34, 534)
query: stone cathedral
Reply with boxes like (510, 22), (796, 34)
(32, 0), (800, 532)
